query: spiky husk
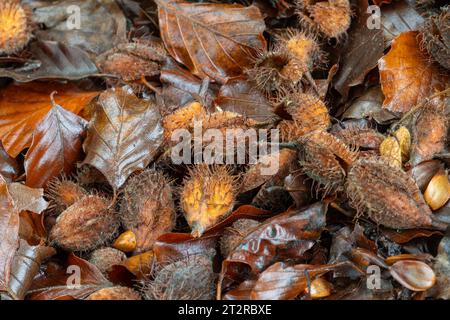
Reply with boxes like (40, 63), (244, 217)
(298, 131), (357, 195)
(245, 50), (293, 94)
(410, 101), (448, 166)
(145, 255), (215, 300)
(220, 219), (261, 257)
(87, 286), (142, 300)
(121, 169), (176, 253)
(278, 93), (330, 141)
(89, 247), (127, 274)
(49, 195), (119, 252)
(300, 0), (351, 40)
(0, 1), (32, 55)
(46, 177), (87, 214)
(181, 165), (238, 237)
(420, 6), (450, 70)
(163, 101), (206, 142)
(346, 158), (437, 229)
(334, 127), (385, 150)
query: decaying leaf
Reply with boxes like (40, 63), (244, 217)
(82, 87), (163, 190)
(379, 31), (448, 114)
(156, 0), (267, 83)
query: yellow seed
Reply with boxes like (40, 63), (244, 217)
(393, 126), (411, 163)
(123, 251), (154, 278)
(113, 230), (137, 253)
(308, 277), (332, 299)
(424, 168), (450, 210)
(379, 136), (402, 167)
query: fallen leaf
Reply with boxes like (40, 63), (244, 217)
(82, 87), (163, 190)
(156, 0), (267, 83)
(0, 82), (98, 158)
(378, 31), (448, 114)
(29, 0), (127, 55)
(0, 41), (99, 82)
(0, 176), (19, 292)
(5, 239), (55, 300)
(28, 253), (111, 300)
(0, 142), (19, 183)
(215, 77), (276, 122)
(220, 201), (328, 286)
(25, 99), (87, 188)
(333, 0), (384, 99)
(433, 228), (450, 299)
(8, 184), (48, 214)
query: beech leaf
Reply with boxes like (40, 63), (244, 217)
(156, 0), (267, 83)
(82, 88), (164, 190)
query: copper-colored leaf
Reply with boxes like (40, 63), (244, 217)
(82, 87), (163, 189)
(215, 78), (276, 122)
(250, 262), (349, 300)
(8, 183), (48, 214)
(0, 142), (19, 183)
(0, 41), (99, 82)
(156, 0), (267, 83)
(0, 176), (19, 291)
(221, 201), (328, 284)
(25, 103), (87, 188)
(5, 240), (55, 300)
(0, 82), (98, 158)
(28, 253), (111, 300)
(378, 31), (448, 114)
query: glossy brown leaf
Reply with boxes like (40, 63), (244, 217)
(154, 205), (270, 263)
(381, 1), (424, 44)
(0, 41), (99, 82)
(0, 142), (19, 183)
(30, 0), (127, 55)
(221, 201), (328, 283)
(28, 253), (111, 300)
(215, 78), (276, 122)
(0, 176), (19, 292)
(156, 0), (267, 83)
(82, 87), (163, 189)
(379, 31), (448, 114)
(0, 82), (98, 158)
(250, 261), (350, 300)
(8, 183), (48, 214)
(25, 102), (87, 188)
(333, 0), (384, 99)
(5, 239), (55, 300)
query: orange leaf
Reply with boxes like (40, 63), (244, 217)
(378, 31), (448, 114)
(0, 82), (98, 157)
(156, 0), (267, 83)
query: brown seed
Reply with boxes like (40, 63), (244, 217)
(424, 168), (450, 210)
(181, 165), (238, 237)
(123, 251), (154, 278)
(49, 195), (119, 251)
(307, 277), (333, 299)
(389, 260), (436, 291)
(87, 286), (142, 300)
(346, 158), (441, 229)
(89, 247), (127, 274)
(121, 169), (175, 253)
(113, 230), (137, 253)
